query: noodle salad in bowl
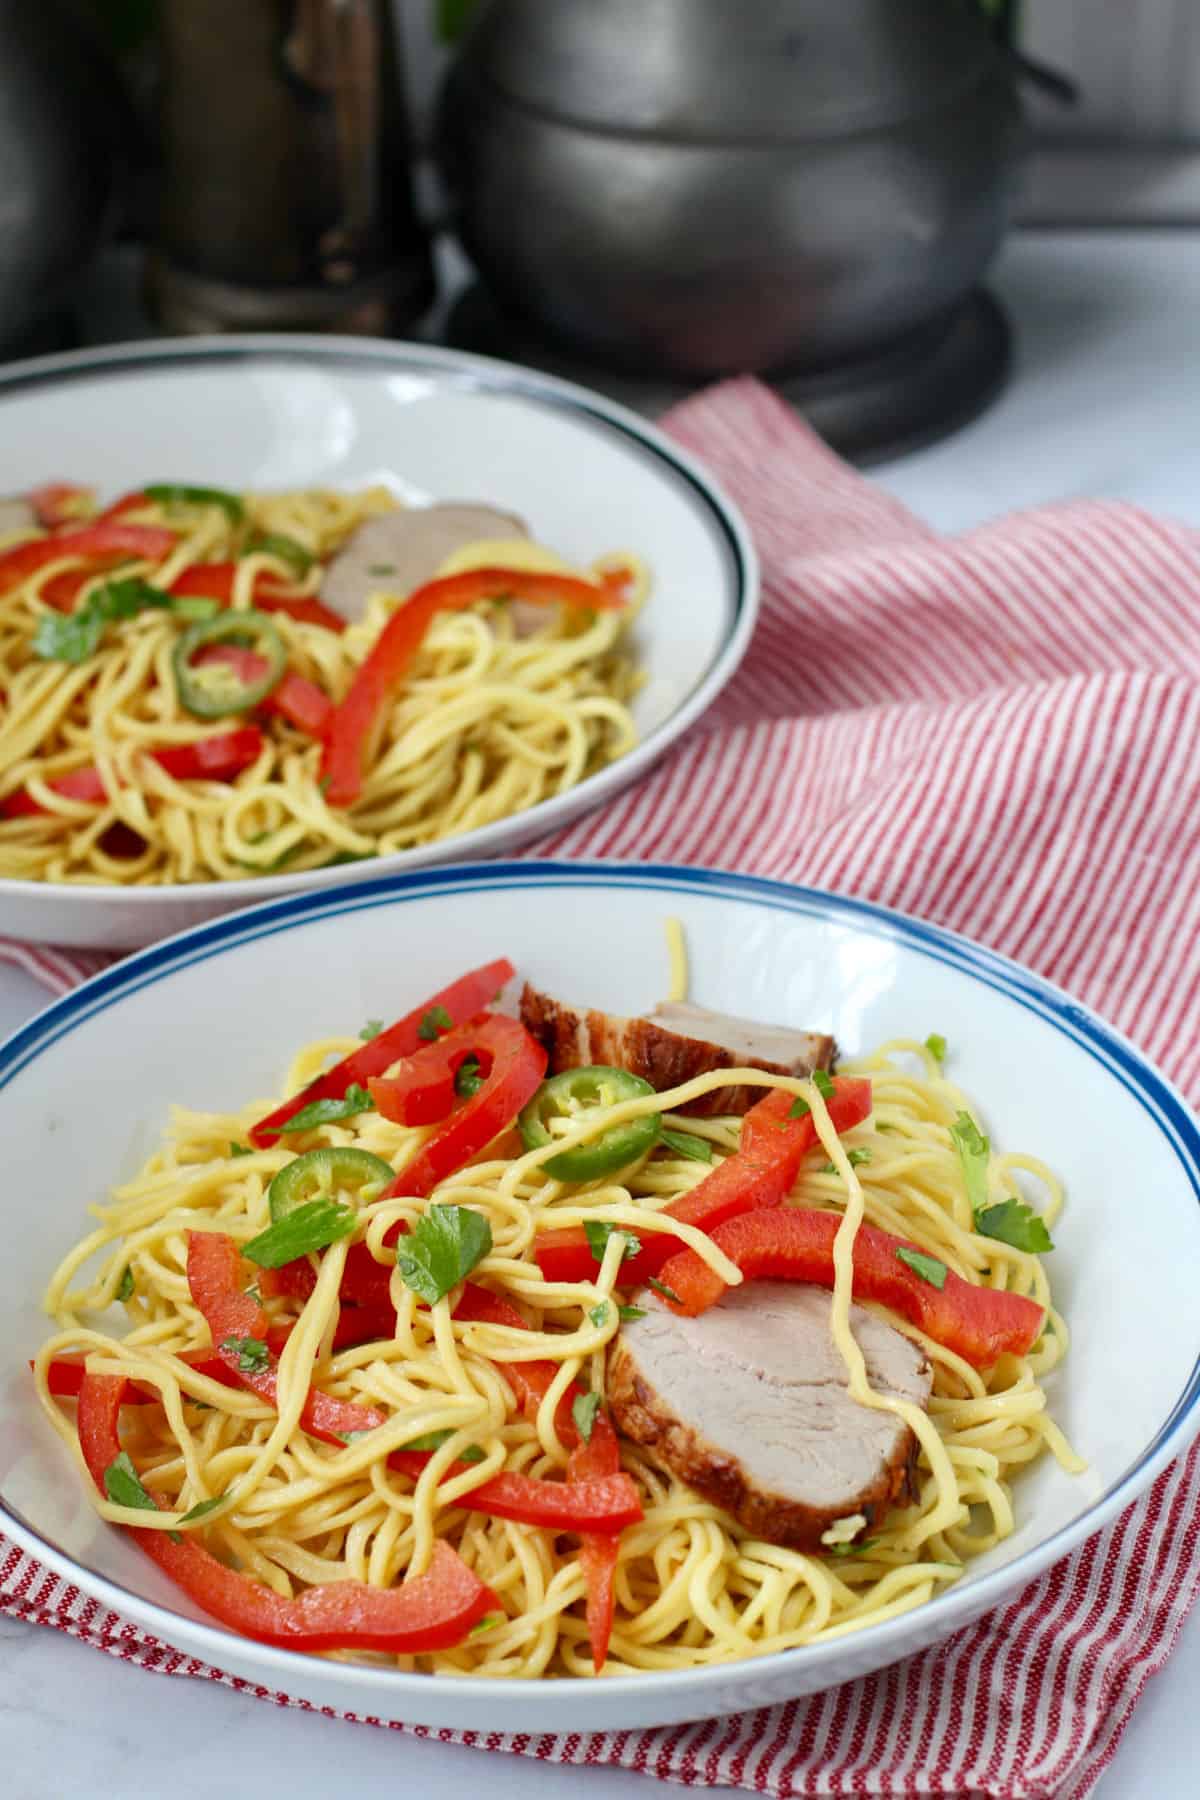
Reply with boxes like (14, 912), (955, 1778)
(34, 943), (1078, 1679)
(0, 482), (642, 887)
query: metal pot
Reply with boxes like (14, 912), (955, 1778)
(0, 0), (125, 350)
(437, 0), (1023, 378)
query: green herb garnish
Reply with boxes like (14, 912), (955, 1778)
(396, 1203), (492, 1305)
(219, 1334), (271, 1374)
(243, 1198), (356, 1268)
(812, 1068), (835, 1098)
(659, 1128), (714, 1163)
(115, 1265), (135, 1303)
(401, 1429), (485, 1464)
(828, 1536), (880, 1559)
(588, 1302), (611, 1328)
(104, 1451), (157, 1513)
(178, 1492), (229, 1525)
(950, 1111), (990, 1214)
(583, 1221), (641, 1266)
(925, 1033), (947, 1065)
(894, 1247), (948, 1290)
(974, 1197), (1054, 1254)
(245, 531), (314, 574)
(454, 1054), (484, 1099)
(264, 1083), (377, 1134)
(821, 1148), (872, 1174)
(572, 1391), (602, 1443)
(230, 1142), (254, 1158)
(618, 1304), (647, 1323)
(359, 1019), (384, 1041)
(417, 1004), (454, 1042)
(648, 1276), (683, 1305)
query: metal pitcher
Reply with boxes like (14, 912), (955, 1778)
(148, 0), (433, 335)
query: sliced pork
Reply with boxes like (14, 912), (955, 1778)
(519, 984), (835, 1116)
(608, 1283), (931, 1550)
(320, 501), (529, 622)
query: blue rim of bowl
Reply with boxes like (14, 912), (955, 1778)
(0, 335), (758, 906)
(4, 857), (1198, 1702)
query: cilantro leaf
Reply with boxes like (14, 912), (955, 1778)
(454, 1054), (484, 1099)
(895, 1247), (947, 1290)
(648, 1275), (683, 1305)
(115, 1265), (135, 1303)
(264, 1083), (377, 1134)
(788, 1096), (810, 1120)
(812, 1068), (836, 1099)
(359, 1019), (384, 1041)
(618, 1304), (647, 1323)
(829, 1536), (880, 1559)
(33, 606), (105, 663)
(417, 1004), (453, 1042)
(583, 1221), (641, 1266)
(396, 1203), (492, 1305)
(400, 1429), (485, 1464)
(178, 1492), (229, 1525)
(243, 1198), (356, 1268)
(821, 1148), (872, 1174)
(974, 1197), (1054, 1254)
(950, 1111), (990, 1214)
(219, 1334), (271, 1374)
(659, 1128), (713, 1163)
(588, 1302), (610, 1328)
(104, 1451), (157, 1513)
(229, 1141), (254, 1158)
(925, 1033), (947, 1065)
(572, 1391), (601, 1443)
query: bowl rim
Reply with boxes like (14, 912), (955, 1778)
(0, 334), (758, 908)
(4, 857), (1199, 1702)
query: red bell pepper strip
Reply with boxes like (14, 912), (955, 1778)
(248, 957), (514, 1148)
(39, 554), (132, 613)
(42, 1348), (239, 1403)
(0, 523), (177, 597)
(320, 565), (627, 806)
(170, 562), (346, 633)
(533, 1079), (873, 1288)
(28, 483), (95, 528)
(1, 728), (265, 820)
(453, 1282), (622, 1668)
(265, 1297), (397, 1358)
(385, 1451), (640, 1532)
(76, 1370), (497, 1652)
(373, 1015), (547, 1202)
(190, 644), (333, 738)
(186, 1231), (386, 1446)
(654, 1208), (1046, 1369)
(96, 490), (153, 523)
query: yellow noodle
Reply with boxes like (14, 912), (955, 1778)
(0, 488), (643, 884)
(34, 1037), (1076, 1676)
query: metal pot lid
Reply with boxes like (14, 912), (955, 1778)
(455, 0), (1004, 142)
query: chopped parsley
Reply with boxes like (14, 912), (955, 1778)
(417, 1004), (454, 1042)
(454, 1054), (484, 1098)
(358, 1019), (384, 1041)
(828, 1536), (880, 1559)
(949, 1111), (990, 1214)
(178, 1492), (229, 1525)
(925, 1033), (947, 1066)
(894, 1247), (948, 1290)
(264, 1083), (377, 1134)
(583, 1221), (641, 1266)
(400, 1429), (485, 1464)
(229, 1141), (254, 1158)
(659, 1128), (714, 1163)
(243, 1199), (356, 1268)
(219, 1334), (271, 1374)
(821, 1148), (872, 1174)
(974, 1196), (1054, 1254)
(618, 1304), (647, 1323)
(648, 1275), (683, 1305)
(572, 1391), (602, 1443)
(396, 1203), (492, 1305)
(588, 1302), (611, 1328)
(104, 1451), (157, 1513)
(115, 1265), (135, 1303)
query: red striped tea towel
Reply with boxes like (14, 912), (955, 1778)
(5, 377), (1200, 1797)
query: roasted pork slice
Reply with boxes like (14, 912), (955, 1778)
(518, 984), (835, 1116)
(320, 502), (529, 622)
(608, 1282), (931, 1550)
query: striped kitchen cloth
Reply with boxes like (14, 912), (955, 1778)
(5, 376), (1200, 1797)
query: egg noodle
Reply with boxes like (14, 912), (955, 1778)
(0, 489), (643, 886)
(34, 999), (1078, 1676)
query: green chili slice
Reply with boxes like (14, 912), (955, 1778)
(144, 483), (245, 523)
(267, 1146), (395, 1224)
(518, 1066), (661, 1182)
(173, 609), (286, 718)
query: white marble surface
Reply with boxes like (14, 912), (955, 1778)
(4, 229), (1200, 1794)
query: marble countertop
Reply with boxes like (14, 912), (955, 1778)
(4, 229), (1200, 1796)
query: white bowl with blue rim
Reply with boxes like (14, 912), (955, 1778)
(0, 339), (757, 949)
(2, 861), (1197, 1731)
